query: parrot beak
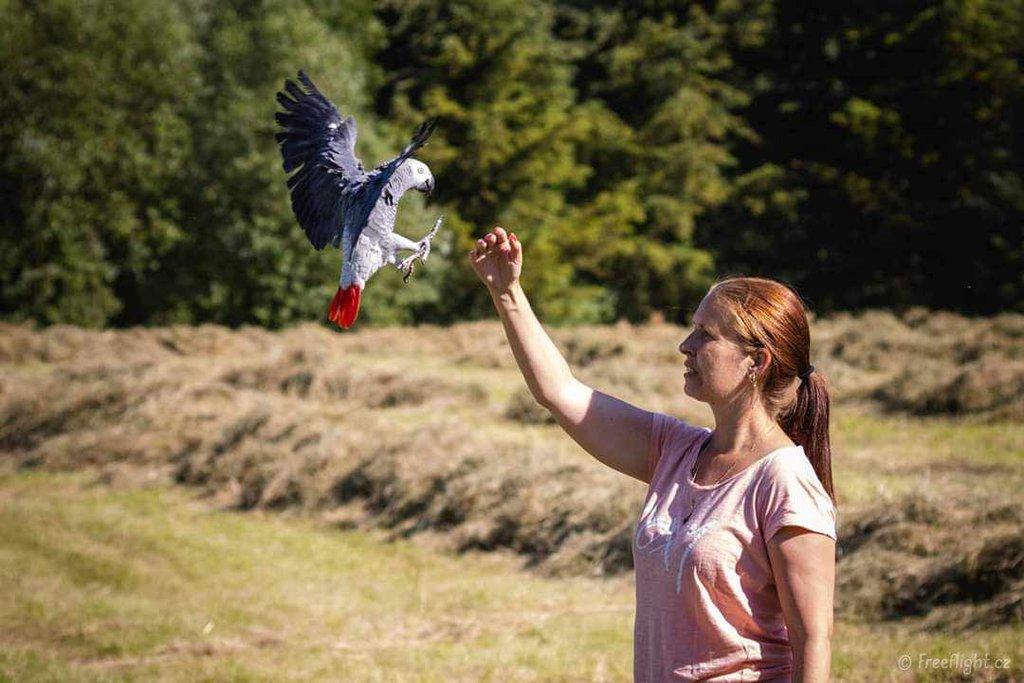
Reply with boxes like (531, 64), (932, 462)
(424, 179), (434, 196)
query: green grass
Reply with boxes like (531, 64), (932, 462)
(0, 470), (634, 682)
(3, 319), (1022, 680)
(2, 468), (1021, 682)
(829, 408), (1024, 504)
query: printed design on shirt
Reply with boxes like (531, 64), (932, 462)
(635, 483), (720, 593)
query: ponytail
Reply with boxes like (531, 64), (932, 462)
(777, 372), (835, 504)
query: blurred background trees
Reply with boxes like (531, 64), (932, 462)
(1, 0), (1020, 328)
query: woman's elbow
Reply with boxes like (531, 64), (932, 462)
(538, 378), (589, 418)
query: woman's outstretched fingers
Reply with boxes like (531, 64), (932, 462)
(470, 228), (517, 261)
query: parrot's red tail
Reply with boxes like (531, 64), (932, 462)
(328, 285), (361, 329)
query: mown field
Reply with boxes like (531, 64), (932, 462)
(0, 469), (639, 681)
(1, 312), (1022, 680)
(1, 469), (1021, 682)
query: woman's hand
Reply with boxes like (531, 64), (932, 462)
(468, 226), (522, 297)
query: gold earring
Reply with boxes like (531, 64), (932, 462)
(749, 371), (757, 385)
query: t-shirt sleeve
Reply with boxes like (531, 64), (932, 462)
(647, 412), (709, 482)
(758, 453), (837, 544)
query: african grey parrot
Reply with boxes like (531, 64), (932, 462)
(274, 70), (443, 329)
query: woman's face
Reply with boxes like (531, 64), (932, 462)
(678, 292), (755, 403)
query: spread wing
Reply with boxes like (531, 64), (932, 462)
(373, 118), (436, 181)
(275, 70), (367, 250)
(344, 118), (437, 245)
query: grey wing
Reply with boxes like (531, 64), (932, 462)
(275, 70), (367, 250)
(343, 119), (437, 248)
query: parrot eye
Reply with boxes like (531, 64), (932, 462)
(417, 168), (425, 175)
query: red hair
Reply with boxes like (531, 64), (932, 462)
(708, 276), (835, 503)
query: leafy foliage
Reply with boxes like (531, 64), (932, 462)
(0, 0), (1019, 328)
(699, 0), (1023, 314)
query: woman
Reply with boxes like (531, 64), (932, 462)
(469, 226), (837, 682)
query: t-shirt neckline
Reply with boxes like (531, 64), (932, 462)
(687, 430), (801, 490)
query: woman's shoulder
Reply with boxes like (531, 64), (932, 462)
(756, 444), (814, 478)
(752, 446), (836, 516)
(648, 412), (711, 479)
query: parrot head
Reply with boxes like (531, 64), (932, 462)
(404, 159), (435, 196)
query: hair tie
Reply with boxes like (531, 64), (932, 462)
(798, 364), (815, 382)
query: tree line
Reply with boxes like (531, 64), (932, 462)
(1, 0), (1019, 328)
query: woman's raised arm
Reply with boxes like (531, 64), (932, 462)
(469, 226), (656, 483)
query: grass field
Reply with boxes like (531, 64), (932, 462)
(0, 316), (1022, 680)
(1, 470), (1021, 682)
(0, 469), (634, 681)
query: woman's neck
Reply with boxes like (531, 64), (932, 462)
(707, 400), (792, 456)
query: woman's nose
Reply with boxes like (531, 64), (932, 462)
(679, 332), (698, 357)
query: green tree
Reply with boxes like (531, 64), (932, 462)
(551, 1), (759, 322)
(4, 0), (1019, 328)
(153, 0), (388, 327)
(0, 0), (394, 328)
(373, 0), (613, 324)
(700, 0), (1023, 313)
(0, 0), (201, 326)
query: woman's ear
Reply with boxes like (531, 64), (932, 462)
(754, 348), (771, 375)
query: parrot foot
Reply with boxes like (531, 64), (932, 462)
(398, 253), (421, 277)
(398, 216), (444, 283)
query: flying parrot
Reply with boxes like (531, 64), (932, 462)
(274, 70), (443, 329)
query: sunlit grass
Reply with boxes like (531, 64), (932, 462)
(1, 318), (1022, 680)
(832, 619), (1024, 682)
(830, 409), (1024, 505)
(0, 470), (635, 681)
(2, 469), (1021, 681)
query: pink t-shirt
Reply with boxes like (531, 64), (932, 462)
(632, 412), (837, 682)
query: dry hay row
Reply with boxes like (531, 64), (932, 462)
(834, 492), (1023, 630)
(3, 311), (1023, 419)
(0, 339), (644, 583)
(1, 316), (1022, 630)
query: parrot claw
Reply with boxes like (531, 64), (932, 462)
(397, 215), (444, 283)
(398, 252), (420, 275)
